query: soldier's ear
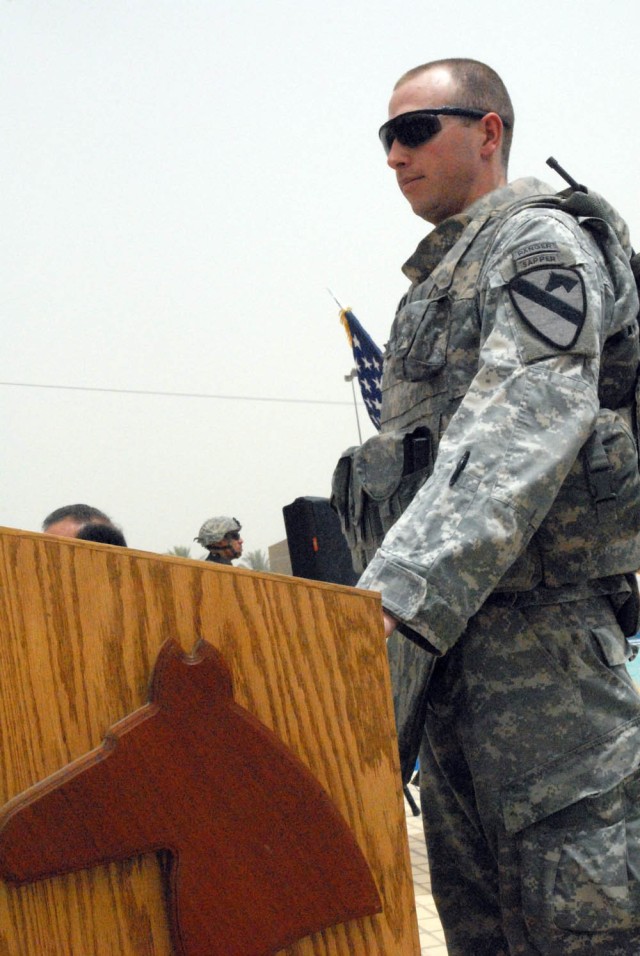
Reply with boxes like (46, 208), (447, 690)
(478, 112), (502, 161)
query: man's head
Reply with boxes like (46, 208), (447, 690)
(76, 522), (127, 547)
(380, 58), (514, 225)
(42, 503), (112, 539)
(194, 516), (243, 561)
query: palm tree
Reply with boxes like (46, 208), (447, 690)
(166, 545), (192, 558)
(239, 549), (270, 571)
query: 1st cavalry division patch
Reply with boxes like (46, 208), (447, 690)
(508, 266), (586, 350)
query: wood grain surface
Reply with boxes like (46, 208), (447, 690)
(0, 527), (420, 955)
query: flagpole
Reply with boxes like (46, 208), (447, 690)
(345, 368), (363, 444)
(329, 288), (381, 437)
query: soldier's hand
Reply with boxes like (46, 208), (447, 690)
(383, 611), (398, 638)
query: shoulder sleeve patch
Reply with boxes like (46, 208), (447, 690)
(508, 266), (586, 350)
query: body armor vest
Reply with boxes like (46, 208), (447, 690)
(332, 184), (640, 585)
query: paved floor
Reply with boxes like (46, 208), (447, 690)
(404, 783), (448, 955)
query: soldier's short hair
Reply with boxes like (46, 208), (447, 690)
(394, 58), (514, 169)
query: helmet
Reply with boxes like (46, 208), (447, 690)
(194, 516), (242, 548)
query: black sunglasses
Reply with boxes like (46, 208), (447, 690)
(378, 107), (492, 156)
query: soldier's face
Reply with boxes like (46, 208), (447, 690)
(385, 68), (487, 225)
(225, 533), (243, 558)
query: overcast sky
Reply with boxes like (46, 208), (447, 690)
(2, 0), (639, 559)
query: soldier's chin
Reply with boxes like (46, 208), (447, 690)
(406, 195), (436, 223)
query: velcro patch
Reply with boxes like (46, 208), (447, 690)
(508, 267), (586, 350)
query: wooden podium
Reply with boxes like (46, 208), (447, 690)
(0, 528), (420, 955)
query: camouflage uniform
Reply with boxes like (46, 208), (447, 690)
(342, 178), (640, 952)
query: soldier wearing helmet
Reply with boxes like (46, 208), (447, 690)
(195, 516), (243, 565)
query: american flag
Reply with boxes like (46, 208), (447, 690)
(340, 309), (383, 430)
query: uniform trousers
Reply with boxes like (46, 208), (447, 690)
(419, 594), (640, 955)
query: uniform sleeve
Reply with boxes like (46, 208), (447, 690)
(357, 210), (611, 654)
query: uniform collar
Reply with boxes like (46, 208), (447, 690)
(402, 178), (555, 285)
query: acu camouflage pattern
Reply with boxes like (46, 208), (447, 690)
(348, 177), (640, 650)
(421, 595), (640, 954)
(194, 516), (241, 547)
(330, 178), (640, 952)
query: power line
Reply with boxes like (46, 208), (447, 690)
(0, 379), (356, 407)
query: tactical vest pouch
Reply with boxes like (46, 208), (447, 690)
(393, 297), (450, 384)
(330, 446), (359, 553)
(330, 427), (433, 573)
(535, 408), (640, 587)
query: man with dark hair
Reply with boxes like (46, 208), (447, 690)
(333, 58), (640, 953)
(75, 523), (127, 547)
(43, 504), (116, 539)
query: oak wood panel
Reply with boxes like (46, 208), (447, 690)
(0, 527), (420, 955)
(0, 639), (383, 955)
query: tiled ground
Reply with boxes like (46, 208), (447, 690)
(404, 783), (448, 955)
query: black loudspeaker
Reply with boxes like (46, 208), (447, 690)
(283, 496), (358, 586)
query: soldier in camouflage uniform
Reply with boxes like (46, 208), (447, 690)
(332, 58), (640, 953)
(194, 516), (243, 565)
